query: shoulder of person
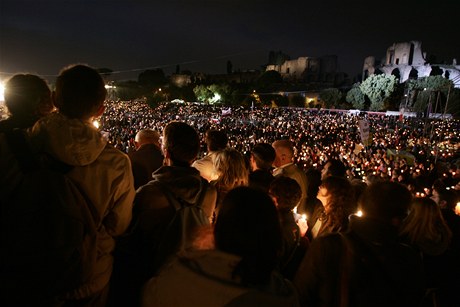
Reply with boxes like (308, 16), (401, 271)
(134, 180), (170, 210)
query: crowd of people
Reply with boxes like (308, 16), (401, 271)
(99, 99), (459, 195)
(1, 65), (460, 307)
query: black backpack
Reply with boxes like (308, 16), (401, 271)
(109, 178), (209, 306)
(149, 179), (209, 274)
(0, 129), (98, 306)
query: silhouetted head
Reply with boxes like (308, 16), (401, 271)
(269, 176), (301, 212)
(205, 129), (228, 152)
(162, 121), (199, 166)
(4, 74), (52, 125)
(214, 186), (282, 285)
(54, 64), (107, 120)
(251, 143), (276, 171)
(321, 158), (346, 180)
(359, 181), (412, 224)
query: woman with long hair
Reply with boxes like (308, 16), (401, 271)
(307, 176), (357, 240)
(211, 147), (249, 221)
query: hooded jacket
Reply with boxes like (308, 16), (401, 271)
(30, 112), (135, 299)
(142, 249), (299, 307)
(131, 165), (216, 268)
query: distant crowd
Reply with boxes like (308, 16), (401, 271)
(1, 66), (459, 307)
(100, 100), (460, 195)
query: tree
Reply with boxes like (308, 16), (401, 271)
(138, 69), (167, 91)
(407, 76), (453, 114)
(445, 88), (460, 117)
(193, 85), (212, 103)
(289, 95), (305, 107)
(360, 74), (398, 111)
(256, 70), (282, 91)
(346, 84), (365, 109)
(319, 88), (342, 108)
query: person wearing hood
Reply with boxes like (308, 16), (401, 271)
(109, 121), (217, 306)
(29, 64), (136, 306)
(142, 186), (299, 307)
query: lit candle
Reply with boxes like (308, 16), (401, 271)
(455, 203), (460, 216)
(92, 120), (100, 129)
(296, 214), (308, 237)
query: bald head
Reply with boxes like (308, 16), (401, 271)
(272, 140), (294, 168)
(135, 129), (161, 149)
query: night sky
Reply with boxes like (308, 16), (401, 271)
(1, 0), (459, 82)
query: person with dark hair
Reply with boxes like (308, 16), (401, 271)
(432, 188), (460, 306)
(299, 168), (322, 217)
(269, 176), (308, 281)
(111, 121), (217, 306)
(272, 139), (308, 210)
(321, 158), (347, 180)
(28, 64), (136, 306)
(192, 129), (228, 182)
(400, 197), (453, 305)
(128, 129), (164, 189)
(294, 181), (425, 307)
(249, 142), (276, 192)
(307, 176), (356, 240)
(142, 186), (299, 306)
(0, 73), (53, 132)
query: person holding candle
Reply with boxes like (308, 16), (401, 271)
(431, 188), (460, 306)
(269, 176), (308, 280)
(307, 176), (357, 240)
(142, 187), (299, 306)
(294, 181), (425, 307)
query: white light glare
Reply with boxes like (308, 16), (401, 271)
(0, 81), (4, 101)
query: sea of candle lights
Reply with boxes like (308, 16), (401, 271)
(92, 100), (459, 203)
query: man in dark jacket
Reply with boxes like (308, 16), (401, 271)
(294, 181), (425, 307)
(128, 129), (164, 189)
(110, 121), (217, 306)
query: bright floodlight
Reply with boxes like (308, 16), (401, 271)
(0, 81), (4, 101)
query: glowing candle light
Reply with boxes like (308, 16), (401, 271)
(92, 120), (100, 129)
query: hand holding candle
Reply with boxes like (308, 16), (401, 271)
(296, 214), (308, 237)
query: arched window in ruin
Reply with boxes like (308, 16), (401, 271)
(444, 70), (450, 79)
(430, 66), (442, 76)
(409, 43), (415, 65)
(391, 68), (400, 79)
(409, 68), (418, 80)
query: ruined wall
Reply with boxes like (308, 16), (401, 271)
(385, 41), (425, 66)
(266, 55), (337, 81)
(365, 40), (460, 88)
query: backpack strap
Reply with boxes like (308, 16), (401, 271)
(160, 177), (209, 212)
(5, 129), (73, 174)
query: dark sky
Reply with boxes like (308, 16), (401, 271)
(1, 0), (459, 82)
